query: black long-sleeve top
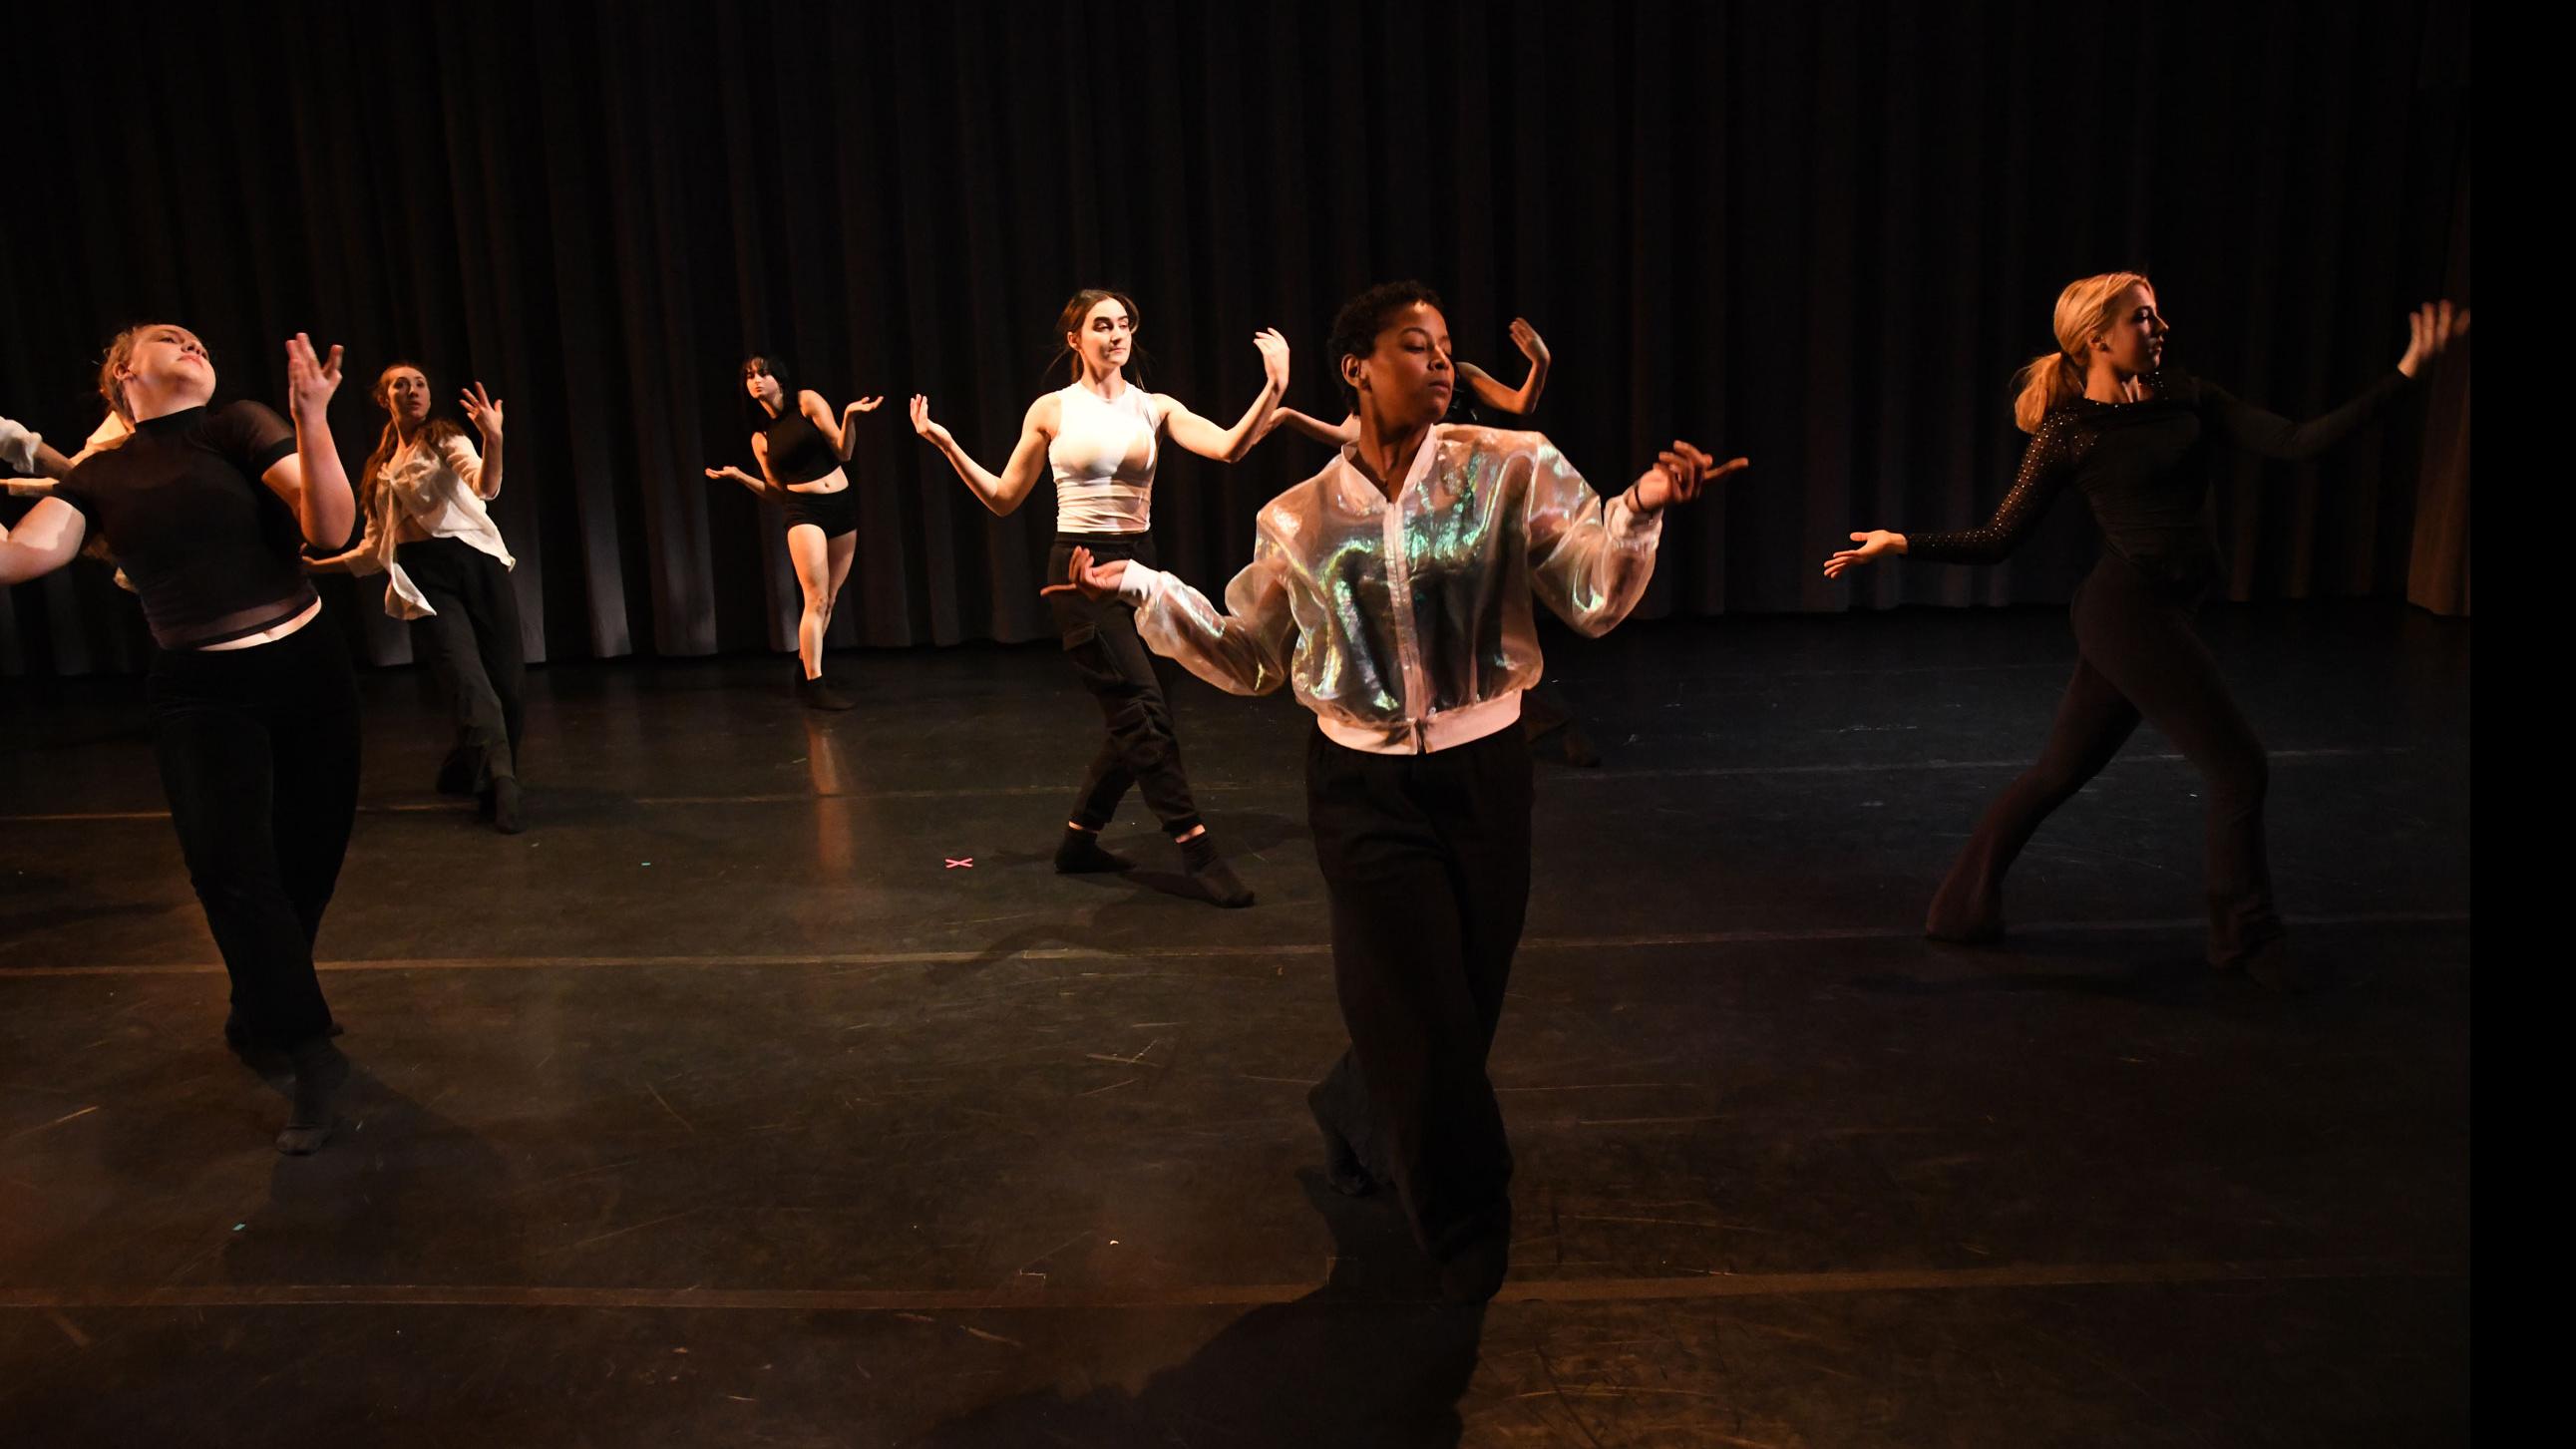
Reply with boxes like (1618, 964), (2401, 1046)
(1905, 369), (2416, 589)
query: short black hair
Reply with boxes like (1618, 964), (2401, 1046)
(1328, 280), (1444, 404)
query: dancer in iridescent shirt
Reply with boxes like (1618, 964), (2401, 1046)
(1053, 281), (1745, 1300)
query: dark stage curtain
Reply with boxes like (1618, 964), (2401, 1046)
(2, 0), (2472, 677)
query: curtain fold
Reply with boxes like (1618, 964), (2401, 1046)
(3, 0), (2472, 677)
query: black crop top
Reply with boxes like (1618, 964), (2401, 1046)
(53, 402), (318, 648)
(761, 406), (840, 486)
(1905, 369), (2416, 590)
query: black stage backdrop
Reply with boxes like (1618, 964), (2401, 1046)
(2, 0), (2471, 676)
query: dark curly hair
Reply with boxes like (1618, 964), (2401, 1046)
(1327, 280), (1444, 405)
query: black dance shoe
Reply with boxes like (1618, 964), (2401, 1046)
(489, 777), (526, 835)
(275, 1038), (352, 1156)
(1307, 1082), (1379, 1197)
(1178, 834), (1255, 908)
(1054, 827), (1134, 875)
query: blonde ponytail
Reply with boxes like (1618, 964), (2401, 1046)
(2011, 271), (2151, 433)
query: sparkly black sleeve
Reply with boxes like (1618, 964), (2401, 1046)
(2197, 371), (2415, 464)
(1901, 413), (2083, 565)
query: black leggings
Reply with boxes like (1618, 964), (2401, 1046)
(1046, 533), (1205, 838)
(1305, 725), (1534, 1267)
(398, 537), (526, 790)
(1929, 550), (2277, 964)
(147, 619), (361, 1050)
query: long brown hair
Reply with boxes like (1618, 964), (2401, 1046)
(1047, 289), (1147, 386)
(357, 361), (462, 531)
(2011, 271), (2152, 433)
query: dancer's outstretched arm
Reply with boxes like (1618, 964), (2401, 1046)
(1046, 536), (1299, 697)
(911, 393), (1056, 517)
(0, 497), (86, 583)
(1160, 329), (1291, 463)
(706, 433), (785, 501)
(799, 388), (886, 464)
(1529, 440), (1739, 635)
(1257, 407), (1357, 448)
(2206, 301), (2468, 462)
(1825, 422), (2082, 577)
(1461, 317), (1551, 416)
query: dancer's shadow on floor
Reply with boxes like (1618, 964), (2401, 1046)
(0, 870), (151, 944)
(217, 1058), (525, 1286)
(1852, 933), (2230, 1008)
(966, 807), (1307, 910)
(365, 781), (634, 833)
(930, 827), (1315, 986)
(911, 1173), (1485, 1449)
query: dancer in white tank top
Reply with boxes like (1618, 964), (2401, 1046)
(910, 288), (1288, 906)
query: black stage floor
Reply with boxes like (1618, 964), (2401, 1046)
(0, 603), (2470, 1447)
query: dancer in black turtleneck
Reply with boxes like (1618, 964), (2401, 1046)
(1826, 274), (2466, 990)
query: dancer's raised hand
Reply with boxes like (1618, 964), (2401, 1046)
(1509, 317), (1550, 367)
(845, 396), (885, 419)
(1037, 543), (1130, 602)
(284, 334), (344, 422)
(1253, 328), (1290, 394)
(908, 395), (954, 448)
(1628, 441), (1744, 512)
(2396, 300), (2470, 378)
(1824, 530), (1907, 579)
(462, 381), (505, 440)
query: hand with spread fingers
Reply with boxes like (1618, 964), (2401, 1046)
(2396, 300), (2470, 379)
(284, 333), (345, 423)
(1509, 316), (1550, 369)
(462, 381), (504, 441)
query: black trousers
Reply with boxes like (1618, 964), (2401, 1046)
(147, 618), (361, 1050)
(398, 537), (526, 790)
(1929, 550), (2278, 965)
(1046, 533), (1204, 838)
(1305, 725), (1534, 1266)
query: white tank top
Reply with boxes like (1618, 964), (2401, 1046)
(1048, 382), (1161, 535)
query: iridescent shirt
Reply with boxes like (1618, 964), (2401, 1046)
(1122, 424), (1662, 755)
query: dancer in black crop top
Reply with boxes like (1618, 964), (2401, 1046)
(705, 354), (883, 711)
(0, 323), (364, 1152)
(1825, 276), (2468, 991)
